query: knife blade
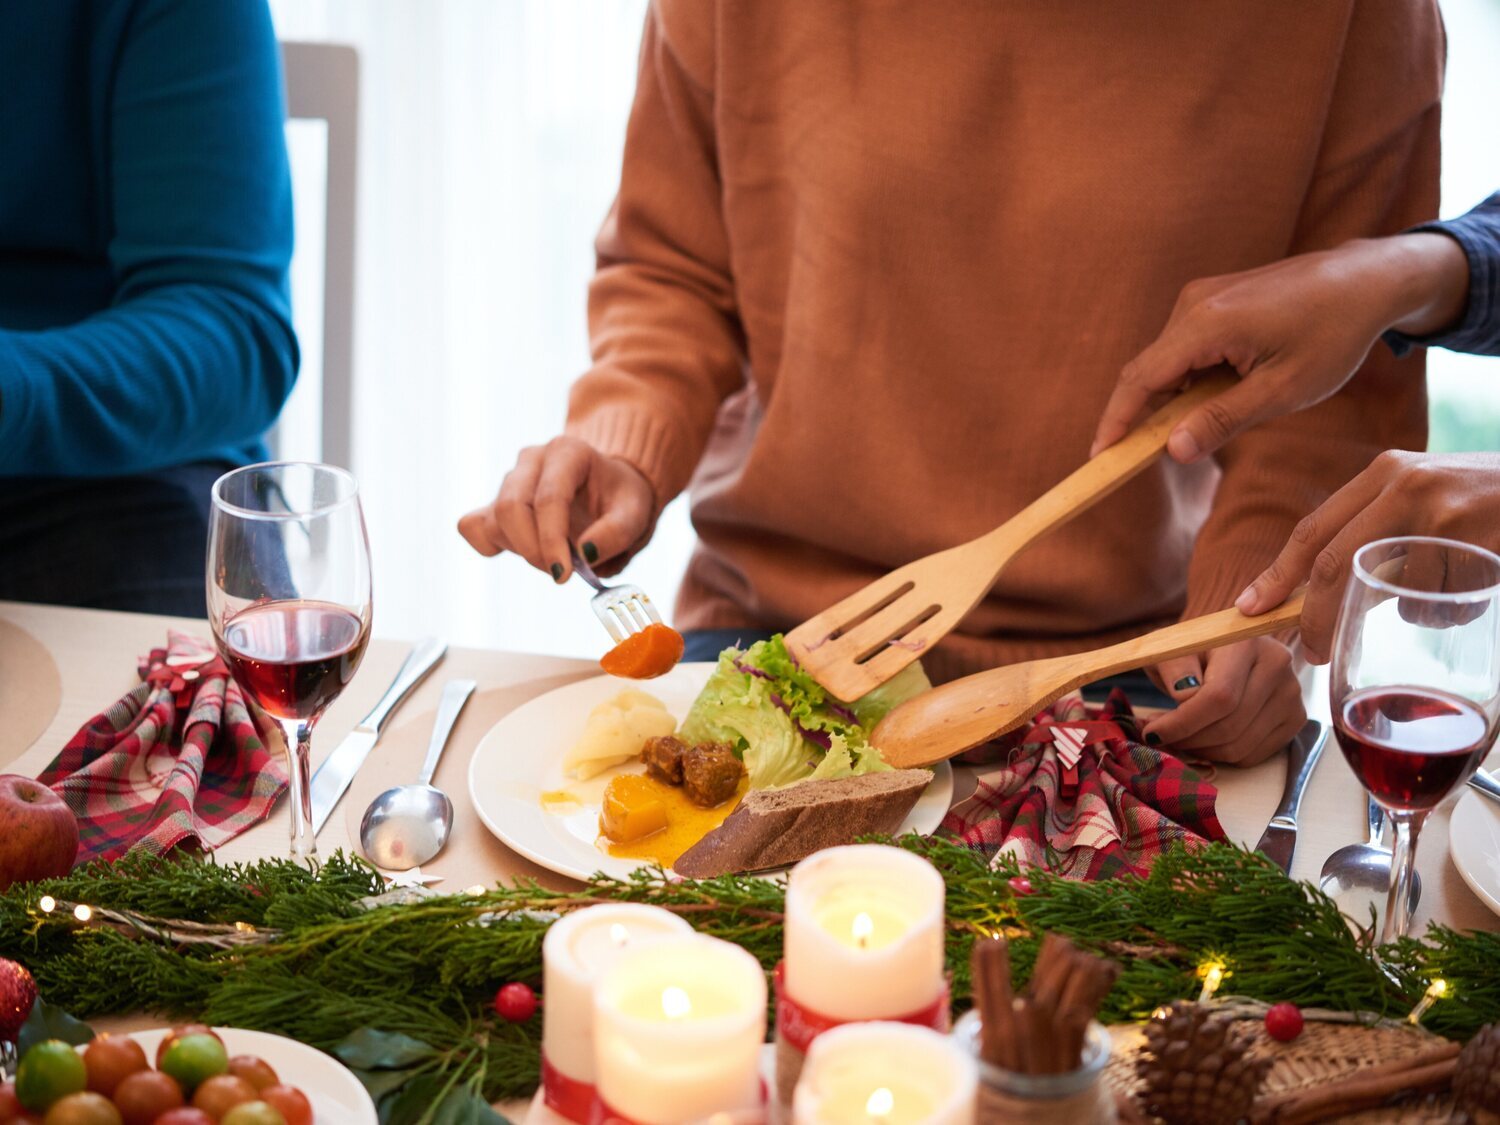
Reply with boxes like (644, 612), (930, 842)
(309, 637), (447, 836)
(1469, 766), (1500, 808)
(1254, 718), (1328, 874)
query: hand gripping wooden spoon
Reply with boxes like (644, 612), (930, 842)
(871, 590), (1306, 768)
(785, 372), (1237, 702)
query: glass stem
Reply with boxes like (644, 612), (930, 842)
(279, 720), (318, 863)
(1380, 809), (1425, 945)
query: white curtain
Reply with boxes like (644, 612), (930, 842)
(268, 0), (1500, 659)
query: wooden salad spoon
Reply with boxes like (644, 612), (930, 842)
(785, 372), (1237, 702)
(871, 589), (1306, 768)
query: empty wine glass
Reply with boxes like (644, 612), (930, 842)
(208, 462), (372, 860)
(1329, 536), (1500, 943)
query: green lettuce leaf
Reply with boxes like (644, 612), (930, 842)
(677, 635), (921, 788)
(849, 658), (933, 728)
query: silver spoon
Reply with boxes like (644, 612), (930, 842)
(1319, 794), (1420, 924)
(360, 679), (476, 870)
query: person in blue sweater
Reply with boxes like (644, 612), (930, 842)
(0, 0), (298, 615)
(1090, 193), (1500, 728)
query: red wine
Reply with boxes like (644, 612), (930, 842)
(1335, 687), (1494, 811)
(220, 600), (369, 722)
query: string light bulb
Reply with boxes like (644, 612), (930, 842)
(1197, 960), (1227, 1002)
(37, 896), (55, 914)
(72, 904), (92, 923)
(1407, 978), (1448, 1025)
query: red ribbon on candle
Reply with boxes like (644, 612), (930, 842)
(773, 961), (949, 1053)
(541, 1052), (599, 1124)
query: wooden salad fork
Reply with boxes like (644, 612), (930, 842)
(785, 372), (1237, 701)
(870, 589), (1306, 768)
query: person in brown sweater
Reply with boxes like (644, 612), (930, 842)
(461, 1), (1441, 766)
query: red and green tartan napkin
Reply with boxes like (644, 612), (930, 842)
(941, 690), (1226, 880)
(38, 631), (287, 865)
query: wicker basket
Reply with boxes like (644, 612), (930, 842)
(1106, 1014), (1458, 1123)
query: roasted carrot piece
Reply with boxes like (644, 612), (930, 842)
(600, 622), (685, 679)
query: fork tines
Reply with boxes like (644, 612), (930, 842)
(594, 587), (662, 643)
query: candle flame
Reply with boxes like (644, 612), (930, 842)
(610, 923), (629, 947)
(852, 911), (874, 949)
(660, 985), (691, 1020)
(865, 1087), (894, 1118)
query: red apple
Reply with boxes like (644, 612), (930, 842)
(0, 777), (78, 889)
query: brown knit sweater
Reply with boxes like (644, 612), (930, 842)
(568, 0), (1441, 683)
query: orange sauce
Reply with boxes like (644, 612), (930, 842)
(600, 772), (748, 868)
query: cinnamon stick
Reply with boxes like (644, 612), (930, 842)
(1254, 1042), (1460, 1125)
(972, 938), (1022, 1071)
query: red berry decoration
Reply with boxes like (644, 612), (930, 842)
(1264, 1001), (1303, 1042)
(1008, 876), (1034, 896)
(494, 982), (537, 1023)
(0, 958), (37, 1042)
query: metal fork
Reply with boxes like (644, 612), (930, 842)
(570, 545), (662, 643)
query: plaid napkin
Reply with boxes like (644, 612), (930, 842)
(941, 690), (1226, 880)
(38, 631), (287, 864)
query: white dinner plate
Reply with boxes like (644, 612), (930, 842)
(467, 662), (954, 882)
(86, 1026), (376, 1124)
(1450, 786), (1500, 919)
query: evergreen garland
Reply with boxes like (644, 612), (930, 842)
(0, 837), (1494, 1121)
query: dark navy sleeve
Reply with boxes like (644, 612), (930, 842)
(0, 0), (297, 475)
(1384, 191), (1500, 359)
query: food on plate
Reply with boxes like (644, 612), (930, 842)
(225, 1057), (278, 1093)
(258, 1085), (311, 1125)
(677, 636), (931, 789)
(43, 1090), (122, 1124)
(562, 690), (677, 780)
(154, 1027), (221, 1069)
(11, 1031), (311, 1125)
(113, 1070), (184, 1124)
(0, 775), (80, 889)
(601, 771), (749, 868)
(641, 735), (687, 785)
(599, 775), (669, 844)
(16, 1039), (88, 1111)
(673, 768), (934, 877)
(681, 742), (745, 807)
(191, 1074), (258, 1117)
(158, 1034), (228, 1095)
(82, 1036), (148, 1097)
(599, 622), (685, 680)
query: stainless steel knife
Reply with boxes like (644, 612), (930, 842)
(1469, 766), (1500, 808)
(1254, 718), (1328, 874)
(309, 637), (447, 836)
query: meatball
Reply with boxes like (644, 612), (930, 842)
(641, 735), (688, 786)
(681, 742), (745, 807)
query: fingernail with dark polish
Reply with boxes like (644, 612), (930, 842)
(1145, 731), (1161, 746)
(583, 541), (599, 563)
(550, 563), (564, 582)
(1173, 676), (1202, 692)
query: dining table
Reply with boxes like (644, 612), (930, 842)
(2, 598), (1496, 1118)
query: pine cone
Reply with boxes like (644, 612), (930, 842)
(1456, 1023), (1500, 1125)
(1134, 1001), (1270, 1125)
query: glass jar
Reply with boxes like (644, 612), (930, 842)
(953, 1011), (1116, 1125)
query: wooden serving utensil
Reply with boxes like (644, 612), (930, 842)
(871, 589), (1305, 768)
(785, 372), (1237, 702)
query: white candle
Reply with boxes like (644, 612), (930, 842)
(784, 845), (945, 1019)
(541, 903), (692, 1083)
(594, 933), (767, 1123)
(792, 1023), (977, 1125)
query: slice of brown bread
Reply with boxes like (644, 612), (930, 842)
(672, 768), (934, 878)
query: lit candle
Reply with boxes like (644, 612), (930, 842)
(594, 933), (767, 1123)
(792, 1022), (977, 1125)
(785, 845), (946, 1020)
(541, 904), (692, 1091)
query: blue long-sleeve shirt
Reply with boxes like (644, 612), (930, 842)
(1386, 192), (1500, 358)
(0, 0), (297, 477)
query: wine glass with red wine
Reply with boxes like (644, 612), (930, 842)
(208, 462), (372, 860)
(1330, 536), (1500, 943)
